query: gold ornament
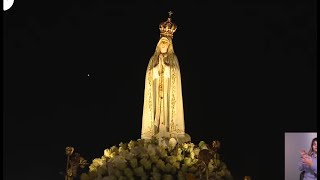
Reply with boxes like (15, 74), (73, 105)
(159, 11), (177, 38)
(212, 140), (221, 152)
(65, 146), (74, 156)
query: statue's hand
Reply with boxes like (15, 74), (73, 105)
(159, 54), (164, 64)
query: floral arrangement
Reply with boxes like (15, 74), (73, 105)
(80, 136), (233, 180)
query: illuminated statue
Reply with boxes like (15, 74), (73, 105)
(141, 11), (185, 140)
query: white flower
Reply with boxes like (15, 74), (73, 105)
(92, 158), (104, 167)
(128, 140), (137, 150)
(129, 158), (138, 168)
(130, 146), (140, 156)
(104, 149), (112, 158)
(188, 143), (195, 151)
(111, 155), (127, 170)
(169, 138), (177, 148)
(101, 175), (117, 180)
(85, 138), (233, 180)
(190, 151), (195, 159)
(119, 149), (130, 159)
(158, 137), (168, 148)
(119, 146), (126, 153)
(100, 155), (107, 161)
(156, 159), (166, 171)
(162, 174), (174, 180)
(199, 141), (208, 150)
(151, 171), (161, 180)
(97, 164), (108, 178)
(140, 158), (152, 170)
(164, 163), (173, 173)
(184, 157), (192, 166)
(123, 167), (134, 178)
(131, 146), (148, 158)
(113, 168), (122, 178)
(176, 154), (184, 161)
(123, 151), (134, 161)
(106, 162), (115, 177)
(110, 146), (119, 154)
(182, 143), (189, 150)
(157, 146), (168, 158)
(193, 147), (200, 156)
(119, 142), (127, 149)
(150, 155), (159, 163)
(172, 162), (180, 169)
(166, 156), (176, 165)
(139, 147), (149, 158)
(147, 144), (156, 156)
(133, 166), (145, 177)
(89, 164), (97, 172)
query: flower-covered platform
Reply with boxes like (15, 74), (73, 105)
(79, 136), (233, 180)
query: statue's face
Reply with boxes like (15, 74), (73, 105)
(159, 38), (170, 53)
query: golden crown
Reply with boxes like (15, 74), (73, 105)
(159, 11), (177, 38)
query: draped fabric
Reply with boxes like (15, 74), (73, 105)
(141, 37), (185, 139)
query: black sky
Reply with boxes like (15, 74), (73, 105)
(3, 0), (317, 179)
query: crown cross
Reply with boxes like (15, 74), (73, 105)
(159, 11), (177, 38)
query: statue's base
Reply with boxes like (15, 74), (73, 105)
(154, 131), (171, 139)
(153, 132), (191, 144)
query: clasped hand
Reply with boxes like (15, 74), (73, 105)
(300, 149), (313, 166)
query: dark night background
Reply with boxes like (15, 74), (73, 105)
(3, 0), (317, 179)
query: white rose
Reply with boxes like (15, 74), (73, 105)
(169, 138), (177, 148)
(101, 175), (117, 180)
(147, 144), (156, 156)
(92, 158), (104, 167)
(182, 143), (189, 150)
(162, 174), (174, 180)
(104, 149), (112, 158)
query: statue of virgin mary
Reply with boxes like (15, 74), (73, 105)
(141, 12), (185, 140)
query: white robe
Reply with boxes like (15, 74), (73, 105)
(141, 53), (185, 139)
